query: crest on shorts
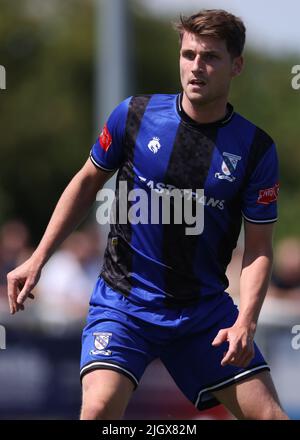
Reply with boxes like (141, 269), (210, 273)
(90, 332), (112, 356)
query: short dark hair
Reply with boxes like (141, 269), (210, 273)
(174, 9), (246, 58)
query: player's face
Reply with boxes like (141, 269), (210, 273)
(180, 32), (243, 107)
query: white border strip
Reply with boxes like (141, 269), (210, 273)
(242, 213), (277, 224)
(89, 154), (116, 173)
(195, 364), (269, 408)
(80, 361), (139, 387)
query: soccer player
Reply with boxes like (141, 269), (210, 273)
(7, 10), (288, 420)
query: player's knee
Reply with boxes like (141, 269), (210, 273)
(80, 369), (134, 420)
(245, 403), (288, 420)
(258, 405), (289, 420)
(81, 399), (119, 420)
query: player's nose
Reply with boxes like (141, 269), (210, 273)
(191, 55), (205, 73)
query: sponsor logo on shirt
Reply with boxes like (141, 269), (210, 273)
(138, 176), (225, 210)
(99, 124), (112, 152)
(257, 183), (279, 205)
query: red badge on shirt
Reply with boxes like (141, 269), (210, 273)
(257, 183), (279, 205)
(98, 124), (112, 152)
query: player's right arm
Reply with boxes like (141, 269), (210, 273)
(7, 96), (131, 314)
(7, 158), (113, 314)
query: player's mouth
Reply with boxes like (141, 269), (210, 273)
(189, 78), (207, 87)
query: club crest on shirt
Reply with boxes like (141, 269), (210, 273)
(148, 137), (161, 154)
(90, 332), (112, 356)
(215, 152), (241, 182)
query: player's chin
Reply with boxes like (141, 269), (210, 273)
(187, 91), (210, 106)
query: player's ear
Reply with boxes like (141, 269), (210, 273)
(231, 56), (244, 77)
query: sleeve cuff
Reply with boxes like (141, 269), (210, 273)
(89, 153), (117, 173)
(242, 212), (278, 224)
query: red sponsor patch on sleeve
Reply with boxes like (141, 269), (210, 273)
(98, 124), (112, 152)
(257, 183), (279, 205)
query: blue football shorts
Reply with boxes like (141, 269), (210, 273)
(80, 276), (270, 410)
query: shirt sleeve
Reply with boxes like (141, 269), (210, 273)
(90, 97), (131, 172)
(242, 143), (279, 224)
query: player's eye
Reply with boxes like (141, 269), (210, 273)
(203, 53), (218, 61)
(182, 51), (195, 60)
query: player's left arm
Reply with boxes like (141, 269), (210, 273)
(212, 221), (274, 368)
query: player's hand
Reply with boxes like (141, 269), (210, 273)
(7, 258), (42, 314)
(211, 325), (255, 368)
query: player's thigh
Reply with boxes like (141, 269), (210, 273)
(161, 294), (271, 412)
(81, 369), (135, 420)
(212, 370), (288, 420)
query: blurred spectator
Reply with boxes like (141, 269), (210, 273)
(35, 225), (103, 330)
(0, 220), (33, 312)
(269, 237), (300, 301)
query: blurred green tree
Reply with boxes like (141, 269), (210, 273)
(0, 0), (93, 241)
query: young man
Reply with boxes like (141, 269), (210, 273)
(7, 10), (288, 420)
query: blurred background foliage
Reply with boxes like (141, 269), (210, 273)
(0, 0), (299, 242)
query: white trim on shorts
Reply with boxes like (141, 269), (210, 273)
(195, 364), (269, 408)
(80, 361), (139, 388)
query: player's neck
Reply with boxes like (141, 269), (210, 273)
(181, 93), (228, 124)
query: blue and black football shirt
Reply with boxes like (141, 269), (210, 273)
(90, 94), (279, 306)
